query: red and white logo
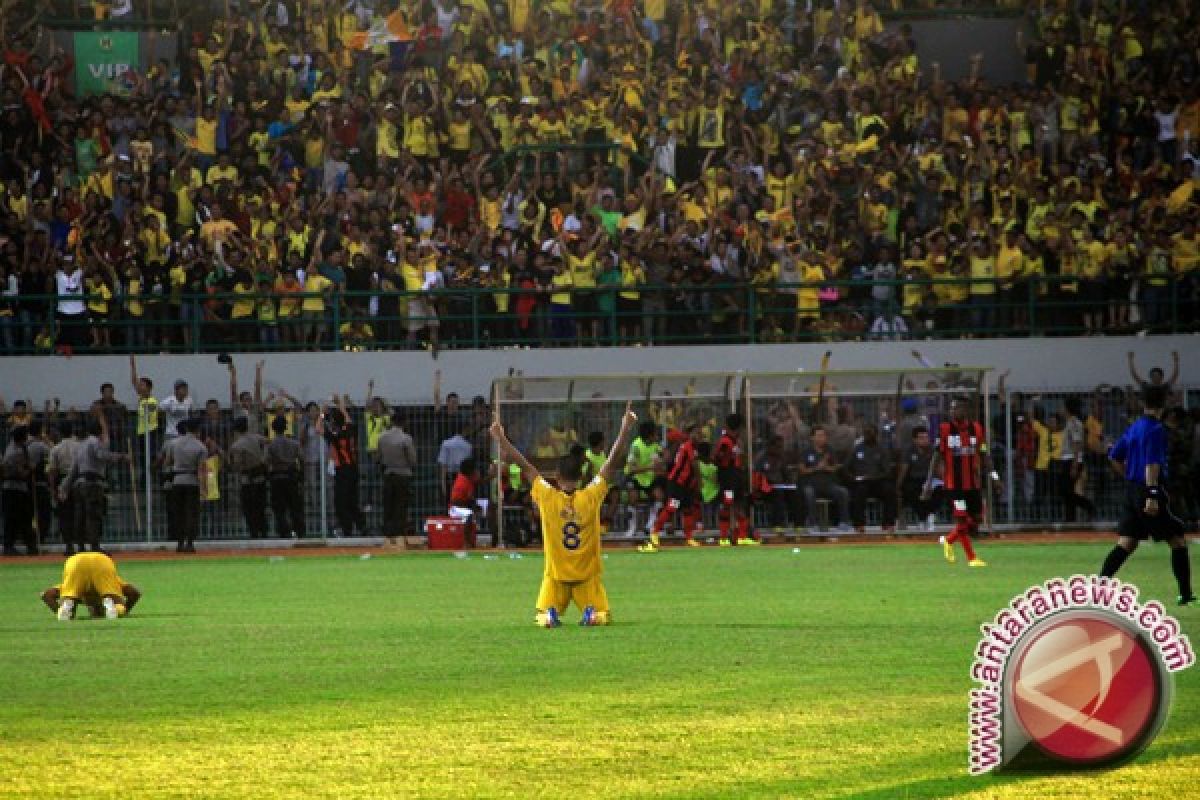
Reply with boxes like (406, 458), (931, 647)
(1010, 614), (1160, 765)
(968, 576), (1193, 775)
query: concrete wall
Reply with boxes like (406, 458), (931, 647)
(0, 336), (1193, 409)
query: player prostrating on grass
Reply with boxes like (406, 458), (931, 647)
(41, 552), (141, 620)
(490, 402), (638, 628)
(1100, 384), (1194, 605)
(641, 423), (705, 552)
(923, 398), (998, 568)
(714, 414), (759, 547)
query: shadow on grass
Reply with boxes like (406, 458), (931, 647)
(831, 735), (1200, 800)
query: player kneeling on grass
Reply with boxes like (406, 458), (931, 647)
(490, 402), (638, 628)
(41, 552), (141, 621)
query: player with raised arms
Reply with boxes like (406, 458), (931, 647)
(490, 401), (639, 628)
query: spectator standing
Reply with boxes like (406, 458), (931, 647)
(437, 426), (473, 505)
(324, 397), (367, 537)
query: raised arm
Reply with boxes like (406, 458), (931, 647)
(598, 402), (639, 486)
(489, 411), (540, 485)
(1167, 351), (1179, 387)
(1127, 351), (1143, 385)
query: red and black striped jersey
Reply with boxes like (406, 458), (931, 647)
(936, 419), (987, 491)
(324, 426), (358, 469)
(667, 439), (699, 490)
(714, 430), (743, 469)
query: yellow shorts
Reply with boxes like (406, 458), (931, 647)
(59, 553), (125, 604)
(535, 574), (609, 614)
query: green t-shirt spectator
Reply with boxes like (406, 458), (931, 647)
(597, 264), (621, 315)
(699, 461), (719, 504)
(591, 206), (621, 238)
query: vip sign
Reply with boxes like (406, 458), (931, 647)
(969, 575), (1193, 774)
(74, 31), (140, 97)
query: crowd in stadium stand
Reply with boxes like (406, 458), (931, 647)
(0, 0), (1197, 353)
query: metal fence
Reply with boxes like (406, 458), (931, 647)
(2, 374), (1197, 551)
(6, 276), (1198, 357)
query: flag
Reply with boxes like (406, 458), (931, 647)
(349, 11), (412, 50)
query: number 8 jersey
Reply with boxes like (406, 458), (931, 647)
(532, 475), (610, 582)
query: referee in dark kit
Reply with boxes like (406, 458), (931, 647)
(1100, 384), (1195, 605)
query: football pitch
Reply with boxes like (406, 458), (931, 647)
(1, 543), (1197, 799)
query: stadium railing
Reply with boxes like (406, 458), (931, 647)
(4, 275), (1195, 355)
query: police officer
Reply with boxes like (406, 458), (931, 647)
(27, 421), (52, 548)
(2, 425), (36, 556)
(376, 410), (417, 547)
(162, 419), (208, 553)
(48, 423), (85, 555)
(63, 417), (127, 553)
(227, 417), (269, 538)
(266, 415), (305, 538)
(1101, 384), (1195, 605)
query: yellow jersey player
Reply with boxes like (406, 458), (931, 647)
(41, 552), (142, 621)
(490, 401), (638, 628)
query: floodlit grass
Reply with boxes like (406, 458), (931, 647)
(0, 542), (1197, 799)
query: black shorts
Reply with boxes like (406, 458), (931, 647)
(626, 474), (663, 499)
(944, 489), (982, 516)
(717, 467), (748, 501)
(1118, 484), (1186, 542)
(665, 481), (699, 508)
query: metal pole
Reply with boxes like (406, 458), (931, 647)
(144, 424), (153, 544)
(493, 383), (503, 550)
(1004, 386), (1014, 526)
(319, 434), (328, 540)
(982, 371), (993, 534)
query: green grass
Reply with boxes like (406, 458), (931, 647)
(0, 543), (1197, 799)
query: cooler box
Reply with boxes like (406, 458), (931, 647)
(425, 516), (466, 550)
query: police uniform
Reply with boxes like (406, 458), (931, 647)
(377, 427), (416, 540)
(228, 432), (269, 538)
(1, 440), (35, 555)
(64, 434), (122, 551)
(27, 437), (51, 548)
(48, 436), (81, 553)
(163, 433), (208, 551)
(266, 433), (305, 538)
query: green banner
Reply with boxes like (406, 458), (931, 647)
(73, 31), (140, 97)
